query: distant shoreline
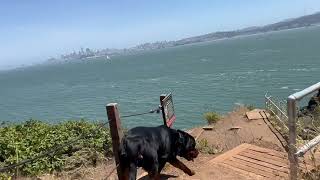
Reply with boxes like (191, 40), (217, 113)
(199, 24), (320, 43)
(2, 14), (320, 71)
(54, 12), (320, 62)
(0, 25), (318, 73)
(132, 24), (320, 52)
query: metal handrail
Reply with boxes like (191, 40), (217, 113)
(296, 134), (320, 157)
(266, 96), (288, 119)
(265, 94), (289, 131)
(287, 82), (320, 180)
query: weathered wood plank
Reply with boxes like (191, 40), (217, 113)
(246, 149), (288, 162)
(248, 146), (287, 159)
(233, 155), (289, 174)
(223, 159), (275, 178)
(209, 143), (317, 179)
(230, 156), (288, 178)
(239, 151), (288, 168)
(209, 143), (251, 163)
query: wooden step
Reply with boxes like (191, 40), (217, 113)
(209, 143), (289, 179)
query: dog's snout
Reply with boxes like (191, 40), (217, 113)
(192, 149), (199, 158)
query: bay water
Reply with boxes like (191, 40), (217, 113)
(1, 26), (320, 129)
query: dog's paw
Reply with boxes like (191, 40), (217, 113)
(188, 169), (195, 176)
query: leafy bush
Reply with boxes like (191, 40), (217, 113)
(196, 139), (222, 154)
(245, 104), (256, 111)
(204, 112), (220, 124)
(0, 119), (112, 177)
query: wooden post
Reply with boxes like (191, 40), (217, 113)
(106, 103), (125, 180)
(160, 94), (167, 126)
(15, 143), (19, 179)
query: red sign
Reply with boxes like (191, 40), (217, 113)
(161, 93), (176, 127)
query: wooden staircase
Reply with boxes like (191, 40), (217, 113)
(177, 143), (315, 180)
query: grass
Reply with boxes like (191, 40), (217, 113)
(0, 119), (112, 178)
(268, 103), (320, 179)
(203, 112), (221, 124)
(298, 107), (320, 179)
(300, 147), (320, 180)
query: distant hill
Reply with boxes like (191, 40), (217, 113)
(131, 12), (320, 50)
(56, 12), (320, 61)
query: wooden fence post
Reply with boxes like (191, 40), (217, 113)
(106, 103), (125, 180)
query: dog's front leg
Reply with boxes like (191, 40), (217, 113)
(148, 163), (160, 180)
(148, 172), (160, 180)
(169, 158), (195, 176)
(128, 163), (137, 180)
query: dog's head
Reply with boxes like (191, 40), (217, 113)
(175, 130), (199, 161)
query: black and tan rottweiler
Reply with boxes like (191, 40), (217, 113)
(118, 125), (199, 180)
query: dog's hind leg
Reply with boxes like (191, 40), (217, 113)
(120, 167), (129, 180)
(158, 159), (166, 173)
(148, 172), (160, 180)
(119, 158), (129, 180)
(147, 156), (160, 180)
(128, 163), (137, 180)
(169, 158), (195, 176)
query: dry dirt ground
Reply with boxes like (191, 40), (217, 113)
(137, 106), (285, 180)
(36, 106), (286, 180)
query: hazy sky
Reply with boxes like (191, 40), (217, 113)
(1, 0), (320, 69)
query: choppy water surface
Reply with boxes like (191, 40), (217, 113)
(1, 26), (320, 129)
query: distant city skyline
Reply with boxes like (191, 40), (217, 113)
(1, 0), (320, 69)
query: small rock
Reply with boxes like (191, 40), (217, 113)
(202, 126), (213, 130)
(229, 126), (241, 130)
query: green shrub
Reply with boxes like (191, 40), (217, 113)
(204, 112), (220, 124)
(245, 104), (256, 111)
(0, 119), (112, 177)
(312, 106), (320, 122)
(196, 139), (222, 154)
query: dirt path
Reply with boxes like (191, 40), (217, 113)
(137, 106), (286, 180)
(197, 106), (284, 152)
(37, 106), (286, 180)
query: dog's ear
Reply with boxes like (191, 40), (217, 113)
(176, 130), (185, 145)
(178, 130), (196, 149)
(174, 130), (185, 156)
